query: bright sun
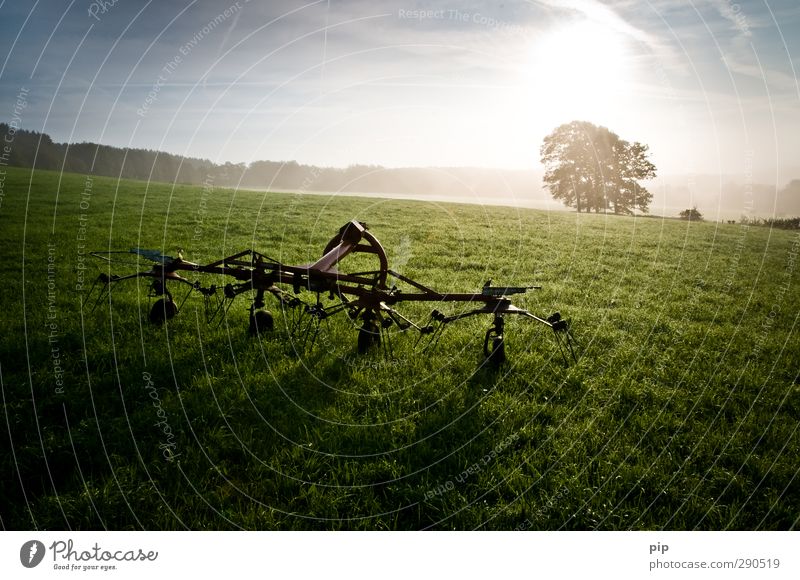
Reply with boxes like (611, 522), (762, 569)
(524, 20), (631, 121)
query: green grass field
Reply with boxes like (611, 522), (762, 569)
(1, 166), (798, 530)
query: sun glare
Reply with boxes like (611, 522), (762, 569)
(524, 20), (631, 121)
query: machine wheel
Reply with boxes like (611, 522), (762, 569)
(487, 335), (506, 367)
(483, 315), (506, 367)
(149, 298), (178, 324)
(357, 320), (380, 353)
(249, 310), (274, 336)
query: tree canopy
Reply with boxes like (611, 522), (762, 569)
(679, 206), (704, 221)
(540, 120), (656, 214)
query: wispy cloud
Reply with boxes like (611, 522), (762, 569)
(723, 53), (798, 92)
(535, 0), (654, 43)
(708, 0), (753, 38)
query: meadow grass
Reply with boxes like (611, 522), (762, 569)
(1, 166), (798, 530)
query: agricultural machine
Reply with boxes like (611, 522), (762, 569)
(87, 220), (578, 365)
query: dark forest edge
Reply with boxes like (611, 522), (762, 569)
(0, 122), (543, 198)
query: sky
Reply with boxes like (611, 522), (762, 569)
(1, 0), (799, 185)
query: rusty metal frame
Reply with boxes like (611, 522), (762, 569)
(89, 220), (578, 364)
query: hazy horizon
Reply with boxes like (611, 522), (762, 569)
(4, 116), (799, 219)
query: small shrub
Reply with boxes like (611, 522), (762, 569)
(679, 206), (703, 221)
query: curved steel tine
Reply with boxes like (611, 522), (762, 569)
(413, 312), (438, 350)
(177, 284), (193, 312)
(552, 326), (579, 365)
(214, 297), (236, 329)
(421, 321), (446, 352)
(553, 331), (569, 365)
(82, 275), (100, 308)
(380, 320), (394, 359)
(90, 278), (112, 313)
(301, 315), (321, 351)
(565, 329), (579, 363)
(204, 292), (224, 323)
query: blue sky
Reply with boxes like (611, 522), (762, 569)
(1, 0), (798, 183)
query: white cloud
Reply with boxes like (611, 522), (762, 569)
(708, 0), (753, 38)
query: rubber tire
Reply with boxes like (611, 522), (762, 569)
(150, 298), (178, 325)
(488, 336), (506, 367)
(249, 310), (274, 336)
(357, 322), (380, 354)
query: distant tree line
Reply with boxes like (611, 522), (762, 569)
(0, 123), (543, 197)
(739, 215), (800, 230)
(1, 123), (215, 184)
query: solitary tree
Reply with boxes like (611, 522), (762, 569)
(540, 121), (656, 214)
(679, 206), (703, 221)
